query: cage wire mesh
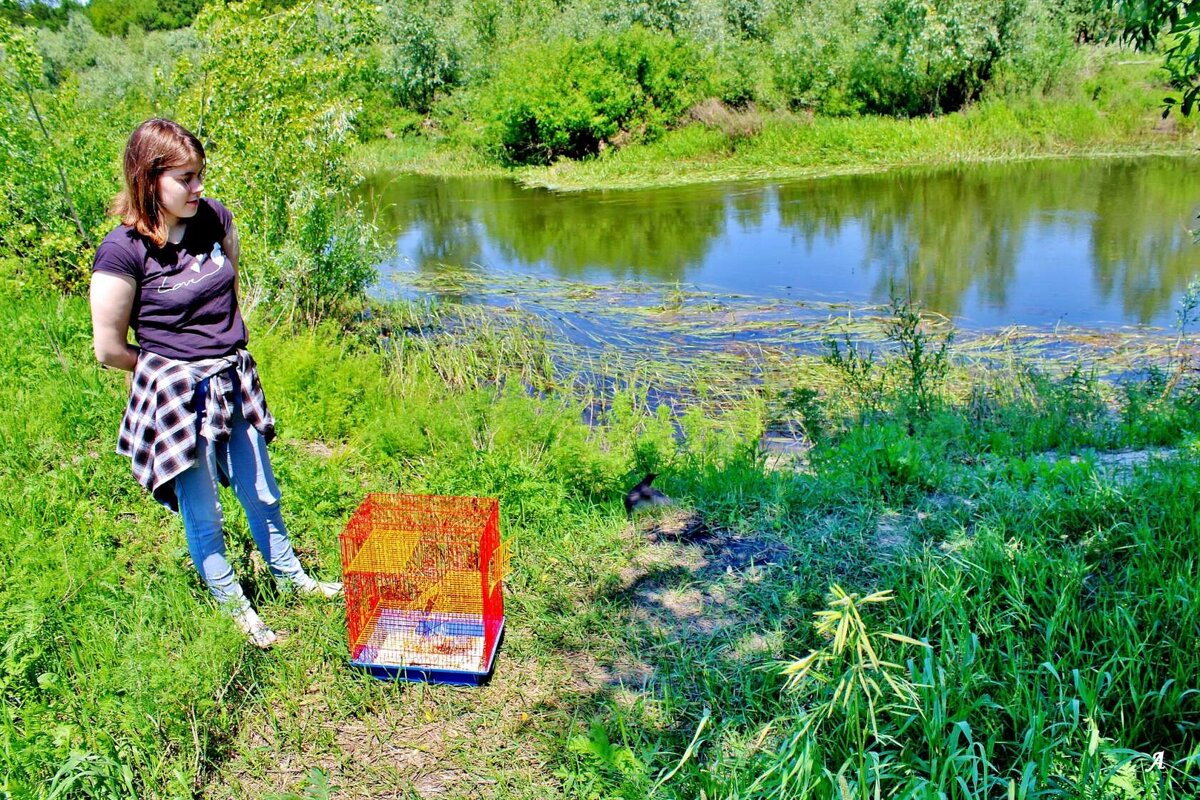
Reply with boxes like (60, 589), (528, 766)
(340, 493), (506, 680)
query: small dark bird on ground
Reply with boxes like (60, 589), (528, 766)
(624, 473), (672, 518)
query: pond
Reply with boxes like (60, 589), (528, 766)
(360, 156), (1200, 331)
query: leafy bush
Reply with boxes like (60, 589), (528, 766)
(848, 0), (1025, 116)
(35, 14), (200, 100)
(0, 0), (76, 30)
(1, 17), (136, 292)
(85, 0), (206, 37)
(711, 38), (777, 108)
(769, 2), (865, 115)
(180, 0), (383, 320)
(378, 2), (462, 112)
(723, 0), (773, 41)
(478, 26), (708, 164)
(985, 0), (1080, 97)
(604, 0), (693, 34)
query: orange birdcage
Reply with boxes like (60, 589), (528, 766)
(339, 493), (507, 684)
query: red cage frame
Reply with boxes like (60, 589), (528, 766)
(339, 493), (505, 678)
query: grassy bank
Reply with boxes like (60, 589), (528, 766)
(354, 60), (1200, 191)
(2, 284), (1200, 798)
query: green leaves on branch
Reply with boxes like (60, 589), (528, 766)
(380, 8), (462, 113)
(182, 0), (382, 320)
(1107, 0), (1200, 114)
(1, 17), (95, 288)
(0, 16), (44, 86)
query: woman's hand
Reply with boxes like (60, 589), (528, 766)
(90, 271), (140, 371)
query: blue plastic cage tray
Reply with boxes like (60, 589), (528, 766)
(349, 609), (504, 685)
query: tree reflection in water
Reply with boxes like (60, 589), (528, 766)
(359, 157), (1200, 327)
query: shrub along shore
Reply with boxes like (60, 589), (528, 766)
(354, 65), (1200, 191)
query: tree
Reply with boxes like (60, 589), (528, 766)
(1107, 0), (1200, 114)
(85, 0), (206, 36)
(0, 17), (90, 248)
(0, 1), (82, 30)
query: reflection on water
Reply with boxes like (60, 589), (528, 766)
(360, 157), (1200, 328)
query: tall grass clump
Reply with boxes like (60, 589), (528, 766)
(687, 303), (1200, 799)
(824, 297), (954, 424)
(873, 458), (1200, 796)
(746, 587), (929, 797)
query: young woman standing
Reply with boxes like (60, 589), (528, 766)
(90, 118), (339, 648)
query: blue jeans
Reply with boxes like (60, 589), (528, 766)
(174, 374), (310, 611)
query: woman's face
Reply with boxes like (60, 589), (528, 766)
(156, 158), (204, 226)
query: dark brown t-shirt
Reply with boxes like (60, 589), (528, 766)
(92, 198), (248, 361)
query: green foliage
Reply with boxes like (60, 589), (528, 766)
(0, 16), (122, 292)
(85, 0), (207, 37)
(378, 2), (462, 113)
(607, 0), (692, 35)
(769, 1), (866, 115)
(884, 296), (953, 418)
(567, 720), (648, 795)
(182, 0), (383, 319)
(710, 40), (775, 108)
(771, 586), (926, 757)
(824, 298), (953, 423)
(826, 420), (948, 502)
(263, 768), (338, 800)
(34, 14), (202, 96)
(824, 334), (886, 420)
(985, 0), (1081, 97)
(477, 27), (708, 164)
(0, 0), (80, 30)
(4, 2), (380, 315)
(723, 0), (772, 41)
(848, 0), (1023, 116)
(1108, 0), (1200, 114)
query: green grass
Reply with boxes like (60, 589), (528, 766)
(355, 59), (1200, 192)
(2, 285), (1200, 798)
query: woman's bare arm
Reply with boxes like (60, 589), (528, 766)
(223, 219), (241, 298)
(90, 271), (139, 371)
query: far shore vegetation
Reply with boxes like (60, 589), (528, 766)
(353, 69), (1200, 190)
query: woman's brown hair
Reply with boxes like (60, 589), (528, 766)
(110, 118), (205, 248)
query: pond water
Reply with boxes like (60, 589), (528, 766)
(361, 157), (1200, 330)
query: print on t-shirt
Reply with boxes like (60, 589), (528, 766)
(157, 242), (227, 294)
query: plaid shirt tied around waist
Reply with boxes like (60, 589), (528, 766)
(118, 349), (276, 511)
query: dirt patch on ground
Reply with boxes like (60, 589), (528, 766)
(207, 655), (571, 800)
(874, 510), (914, 558)
(283, 438), (345, 460)
(759, 431), (814, 474)
(615, 508), (790, 642)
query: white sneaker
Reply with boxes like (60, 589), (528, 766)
(232, 607), (278, 649)
(297, 580), (343, 599)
